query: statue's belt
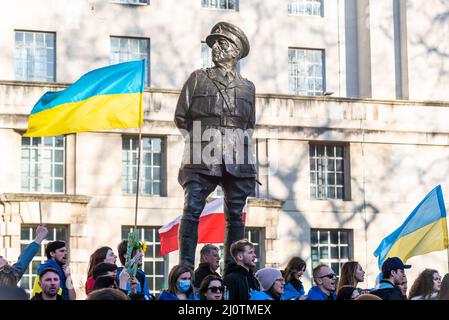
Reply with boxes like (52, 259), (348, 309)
(192, 116), (248, 129)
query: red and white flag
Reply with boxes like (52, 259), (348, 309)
(158, 197), (247, 256)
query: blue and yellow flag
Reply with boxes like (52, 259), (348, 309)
(374, 185), (449, 268)
(24, 60), (145, 137)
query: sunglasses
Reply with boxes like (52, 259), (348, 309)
(319, 273), (336, 279)
(207, 286), (223, 293)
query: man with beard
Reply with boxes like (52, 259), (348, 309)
(174, 22), (257, 271)
(32, 241), (76, 300)
(223, 239), (259, 300)
(32, 268), (63, 300)
(306, 264), (337, 300)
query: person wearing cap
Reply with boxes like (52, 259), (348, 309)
(371, 257), (411, 300)
(306, 264), (337, 300)
(250, 268), (286, 300)
(31, 267), (63, 300)
(31, 240), (76, 300)
(175, 21), (257, 271)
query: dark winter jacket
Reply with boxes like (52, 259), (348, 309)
(222, 263), (260, 301)
(371, 280), (405, 300)
(194, 263), (220, 288)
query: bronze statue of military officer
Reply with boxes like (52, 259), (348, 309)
(174, 22), (256, 270)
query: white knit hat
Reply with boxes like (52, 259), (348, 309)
(255, 268), (283, 291)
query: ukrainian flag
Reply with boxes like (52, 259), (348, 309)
(374, 185), (449, 268)
(24, 60), (145, 137)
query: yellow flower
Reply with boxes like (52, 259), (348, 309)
(141, 242), (147, 254)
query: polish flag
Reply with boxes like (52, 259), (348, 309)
(158, 197), (247, 256)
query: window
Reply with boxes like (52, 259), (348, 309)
(111, 0), (149, 4)
(309, 144), (347, 200)
(288, 48), (324, 96)
(311, 229), (352, 278)
(122, 136), (164, 195)
(15, 31), (55, 82)
(121, 226), (167, 295)
(18, 225), (69, 296)
(215, 227), (264, 273)
(201, 42), (240, 71)
(21, 136), (65, 193)
(201, 0), (238, 10)
(288, 0), (323, 16)
(110, 37), (150, 86)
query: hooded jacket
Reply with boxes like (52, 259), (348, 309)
(222, 263), (260, 301)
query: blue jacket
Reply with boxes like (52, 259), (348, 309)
(282, 282), (305, 300)
(250, 290), (285, 300)
(306, 286), (336, 300)
(34, 259), (67, 300)
(12, 241), (39, 281)
(116, 267), (153, 300)
(157, 290), (198, 300)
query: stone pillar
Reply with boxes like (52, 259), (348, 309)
(247, 198), (284, 268)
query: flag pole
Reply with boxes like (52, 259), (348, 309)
(39, 201), (43, 224)
(134, 127), (142, 230)
(133, 59), (145, 230)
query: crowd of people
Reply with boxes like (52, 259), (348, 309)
(1, 224), (449, 301)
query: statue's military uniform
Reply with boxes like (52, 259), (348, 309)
(174, 22), (256, 269)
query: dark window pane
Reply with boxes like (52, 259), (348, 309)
(311, 247), (319, 262)
(331, 263), (340, 275)
(326, 146), (334, 157)
(319, 247), (329, 260)
(310, 158), (316, 170)
(155, 261), (165, 275)
(311, 231), (318, 244)
(335, 159), (343, 171)
(327, 159), (335, 171)
(331, 247), (339, 259)
(336, 146), (344, 157)
(319, 231), (329, 244)
(340, 232), (348, 244)
(337, 187), (344, 199)
(340, 247), (349, 259)
(155, 277), (164, 291)
(20, 277), (29, 289)
(327, 187), (336, 199)
(336, 173), (344, 185)
(330, 232), (339, 244)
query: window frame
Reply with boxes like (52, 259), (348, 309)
(14, 30), (56, 82)
(309, 142), (351, 200)
(288, 47), (326, 96)
(20, 135), (66, 194)
(287, 0), (324, 17)
(310, 228), (353, 280)
(121, 135), (166, 196)
(201, 0), (239, 11)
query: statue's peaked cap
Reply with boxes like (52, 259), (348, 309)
(205, 21), (250, 58)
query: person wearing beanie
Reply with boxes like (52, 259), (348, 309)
(250, 268), (285, 300)
(31, 240), (76, 300)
